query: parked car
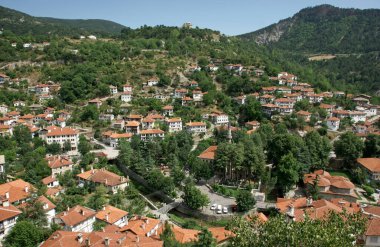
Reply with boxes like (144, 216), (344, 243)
(223, 206), (228, 214)
(210, 203), (217, 210)
(216, 205), (222, 214)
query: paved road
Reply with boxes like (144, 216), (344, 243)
(90, 138), (119, 159)
(196, 185), (236, 215)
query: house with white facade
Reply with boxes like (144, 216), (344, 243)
(121, 91), (132, 102)
(109, 133), (132, 147)
(174, 89), (188, 98)
(210, 111), (229, 126)
(77, 168), (129, 194)
(109, 85), (118, 95)
(0, 199), (21, 241)
(357, 158), (380, 181)
(123, 84), (133, 92)
(147, 77), (159, 86)
(186, 122), (207, 133)
(54, 205), (96, 232)
(46, 156), (73, 176)
(42, 126), (79, 151)
(327, 117), (340, 131)
(96, 205), (128, 227)
(162, 105), (174, 116)
(166, 118), (183, 133)
(139, 129), (165, 141)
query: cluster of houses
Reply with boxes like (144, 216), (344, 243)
(0, 154), (233, 246)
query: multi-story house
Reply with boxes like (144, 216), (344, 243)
(166, 118), (183, 133)
(139, 129), (165, 141)
(43, 126), (79, 151)
(125, 121), (140, 134)
(274, 98), (295, 108)
(182, 97), (193, 106)
(35, 84), (50, 95)
(174, 89), (188, 98)
(109, 85), (118, 95)
(141, 118), (155, 130)
(121, 91), (132, 102)
(77, 168), (129, 194)
(210, 111), (229, 126)
(88, 98), (102, 108)
(327, 117), (340, 131)
(259, 94), (275, 104)
(123, 84), (133, 92)
(0, 199), (21, 241)
(162, 105), (174, 116)
(357, 158), (380, 181)
(192, 90), (204, 102)
(54, 205), (96, 232)
(120, 216), (162, 238)
(147, 77), (159, 86)
(95, 205), (128, 227)
(46, 156), (73, 176)
(186, 122), (207, 133)
(109, 133), (132, 147)
(0, 179), (35, 205)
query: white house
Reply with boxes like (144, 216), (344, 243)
(192, 90), (204, 102)
(210, 111), (229, 126)
(54, 205), (96, 232)
(186, 122), (207, 133)
(174, 89), (188, 99)
(162, 105), (174, 116)
(139, 129), (165, 141)
(123, 84), (133, 92)
(77, 168), (129, 194)
(0, 155), (4, 174)
(99, 114), (115, 122)
(46, 156), (73, 176)
(109, 85), (118, 95)
(364, 218), (380, 247)
(120, 92), (132, 103)
(96, 205), (128, 227)
(42, 126), (79, 151)
(0, 200), (21, 241)
(327, 117), (340, 131)
(109, 133), (132, 148)
(0, 104), (8, 114)
(147, 77), (159, 86)
(166, 118), (183, 133)
(87, 35), (97, 40)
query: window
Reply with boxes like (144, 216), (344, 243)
(370, 236), (378, 243)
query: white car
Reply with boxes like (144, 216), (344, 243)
(223, 206), (228, 214)
(210, 203), (217, 210)
(216, 205), (222, 214)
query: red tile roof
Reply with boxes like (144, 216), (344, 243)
(198, 146), (218, 160)
(55, 205), (96, 227)
(96, 205), (128, 224)
(357, 158), (380, 173)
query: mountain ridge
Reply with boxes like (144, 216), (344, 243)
(0, 5), (126, 36)
(238, 4), (380, 53)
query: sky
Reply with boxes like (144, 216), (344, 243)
(0, 0), (380, 35)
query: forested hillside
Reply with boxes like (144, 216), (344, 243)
(0, 6), (126, 36)
(239, 4), (380, 54)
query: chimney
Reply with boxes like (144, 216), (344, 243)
(2, 200), (9, 207)
(141, 223), (146, 230)
(288, 203), (295, 218)
(145, 218), (149, 224)
(77, 233), (83, 243)
(105, 179), (108, 185)
(5, 192), (9, 199)
(85, 238), (90, 246)
(106, 213), (109, 222)
(24, 186), (29, 193)
(81, 209), (85, 216)
(103, 206), (106, 211)
(104, 237), (110, 247)
(43, 203), (49, 210)
(81, 168), (84, 174)
(136, 236), (139, 243)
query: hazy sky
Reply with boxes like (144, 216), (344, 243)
(1, 0), (379, 35)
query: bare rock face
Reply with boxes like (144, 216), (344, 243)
(254, 19), (294, 45)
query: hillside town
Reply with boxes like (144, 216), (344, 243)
(1, 55), (380, 246)
(1, 2), (380, 246)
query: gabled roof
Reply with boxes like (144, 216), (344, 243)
(119, 216), (161, 236)
(46, 156), (73, 169)
(0, 179), (35, 203)
(185, 122), (206, 127)
(357, 158), (380, 173)
(139, 129), (164, 135)
(46, 127), (78, 136)
(55, 205), (96, 227)
(77, 168), (129, 186)
(198, 146), (218, 160)
(366, 218), (380, 236)
(96, 205), (128, 224)
(0, 203), (22, 222)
